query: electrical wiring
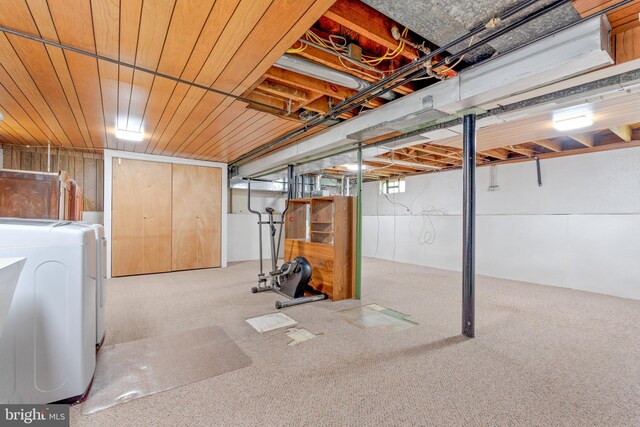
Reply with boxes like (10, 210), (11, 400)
(302, 26), (456, 82)
(337, 55), (382, 79)
(306, 30), (346, 52)
(361, 27), (408, 66)
(304, 28), (410, 74)
(286, 40), (307, 54)
(304, 30), (383, 79)
(411, 75), (435, 82)
(434, 35), (476, 75)
(374, 168), (447, 250)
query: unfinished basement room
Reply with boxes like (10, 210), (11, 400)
(0, 0), (639, 426)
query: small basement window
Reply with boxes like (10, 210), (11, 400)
(380, 178), (405, 194)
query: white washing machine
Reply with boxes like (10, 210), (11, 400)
(79, 222), (106, 348)
(0, 218), (96, 404)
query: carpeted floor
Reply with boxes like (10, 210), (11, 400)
(71, 258), (640, 426)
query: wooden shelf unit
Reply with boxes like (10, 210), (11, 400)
(284, 196), (356, 301)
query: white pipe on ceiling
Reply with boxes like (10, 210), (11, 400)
(274, 54), (396, 101)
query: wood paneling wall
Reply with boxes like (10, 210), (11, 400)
(1, 144), (103, 211)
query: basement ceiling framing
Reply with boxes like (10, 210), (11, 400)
(0, 0), (639, 168)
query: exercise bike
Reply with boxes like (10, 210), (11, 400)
(247, 178), (327, 309)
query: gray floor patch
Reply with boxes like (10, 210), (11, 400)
(286, 328), (316, 346)
(246, 312), (297, 332)
(339, 304), (417, 331)
(82, 326), (251, 414)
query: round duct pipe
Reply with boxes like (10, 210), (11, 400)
(274, 55), (396, 101)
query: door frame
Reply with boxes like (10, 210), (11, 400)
(104, 150), (228, 278)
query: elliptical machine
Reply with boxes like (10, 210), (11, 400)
(247, 170), (327, 309)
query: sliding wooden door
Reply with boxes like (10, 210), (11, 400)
(112, 158), (172, 276)
(171, 164), (221, 270)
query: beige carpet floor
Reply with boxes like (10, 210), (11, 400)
(71, 258), (640, 426)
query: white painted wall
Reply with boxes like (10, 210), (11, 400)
(227, 189), (286, 262)
(229, 188), (286, 214)
(103, 150), (228, 277)
(362, 147), (640, 300)
(227, 214), (285, 263)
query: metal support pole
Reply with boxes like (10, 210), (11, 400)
(287, 165), (295, 199)
(355, 143), (363, 300)
(535, 157), (542, 187)
(462, 114), (476, 338)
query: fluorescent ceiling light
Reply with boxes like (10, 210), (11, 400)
(115, 129), (144, 142)
(552, 112), (593, 131)
(345, 163), (369, 171)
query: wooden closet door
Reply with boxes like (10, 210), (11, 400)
(112, 158), (172, 276)
(171, 164), (221, 270)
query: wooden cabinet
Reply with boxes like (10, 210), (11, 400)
(171, 164), (221, 271)
(111, 158), (222, 277)
(111, 158), (173, 277)
(0, 170), (61, 219)
(284, 196), (356, 301)
(0, 169), (82, 220)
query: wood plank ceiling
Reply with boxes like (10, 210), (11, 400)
(0, 0), (336, 163)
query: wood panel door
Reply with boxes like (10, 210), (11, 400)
(112, 158), (172, 276)
(171, 164), (221, 270)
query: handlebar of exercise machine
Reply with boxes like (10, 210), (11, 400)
(246, 165), (293, 276)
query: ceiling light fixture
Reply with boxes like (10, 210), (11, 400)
(552, 112), (593, 131)
(345, 163), (368, 171)
(115, 129), (144, 142)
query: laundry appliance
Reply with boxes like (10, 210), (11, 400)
(0, 218), (96, 404)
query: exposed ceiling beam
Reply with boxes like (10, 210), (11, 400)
(302, 96), (355, 119)
(364, 162), (420, 174)
(264, 66), (383, 108)
(325, 166), (393, 178)
(533, 139), (563, 152)
(609, 124), (632, 142)
(506, 145), (536, 156)
(243, 92), (302, 121)
(293, 43), (414, 96)
(481, 148), (510, 160)
(256, 80), (314, 102)
(323, 0), (419, 61)
(237, 16), (617, 176)
(567, 133), (595, 148)
(367, 157), (441, 170)
(385, 150), (459, 167)
(266, 66), (356, 100)
(409, 144), (462, 161)
(244, 92), (289, 111)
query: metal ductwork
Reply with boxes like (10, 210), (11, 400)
(274, 54), (396, 101)
(238, 17), (615, 178)
(314, 174), (323, 192)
